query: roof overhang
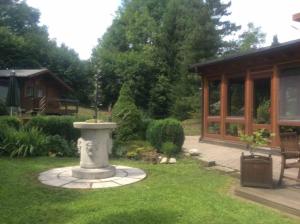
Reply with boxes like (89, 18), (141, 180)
(190, 39), (300, 75)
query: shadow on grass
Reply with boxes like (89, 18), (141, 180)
(89, 208), (179, 224)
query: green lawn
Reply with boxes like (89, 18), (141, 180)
(0, 157), (297, 224)
(182, 118), (201, 136)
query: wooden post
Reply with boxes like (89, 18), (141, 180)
(245, 70), (252, 135)
(220, 74), (227, 138)
(203, 76), (209, 138)
(271, 65), (280, 147)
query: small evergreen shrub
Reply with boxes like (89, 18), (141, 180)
(161, 141), (178, 157)
(172, 98), (192, 121)
(146, 118), (184, 154)
(26, 116), (83, 141)
(112, 83), (142, 141)
(0, 116), (22, 129)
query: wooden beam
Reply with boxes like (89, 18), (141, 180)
(220, 74), (227, 138)
(271, 65), (280, 146)
(245, 70), (252, 135)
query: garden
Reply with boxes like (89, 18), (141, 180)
(0, 83), (298, 224)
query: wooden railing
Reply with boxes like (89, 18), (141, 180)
(37, 97), (79, 115)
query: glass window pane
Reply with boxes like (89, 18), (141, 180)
(253, 78), (270, 124)
(227, 78), (244, 116)
(208, 122), (220, 134)
(208, 80), (221, 116)
(226, 123), (245, 137)
(279, 67), (300, 121)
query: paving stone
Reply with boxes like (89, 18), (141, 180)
(92, 182), (120, 189)
(39, 165), (146, 189)
(209, 165), (236, 173)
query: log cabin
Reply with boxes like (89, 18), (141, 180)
(0, 69), (79, 115)
(190, 39), (300, 148)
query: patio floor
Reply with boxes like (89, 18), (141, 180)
(183, 136), (300, 217)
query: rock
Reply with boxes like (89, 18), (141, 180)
(189, 148), (200, 156)
(202, 160), (216, 167)
(160, 157), (168, 164)
(168, 158), (177, 164)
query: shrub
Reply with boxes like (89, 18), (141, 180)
(112, 83), (142, 141)
(26, 116), (83, 141)
(256, 100), (270, 124)
(146, 118), (184, 154)
(45, 135), (76, 157)
(0, 100), (8, 115)
(3, 127), (47, 157)
(161, 142), (178, 157)
(125, 140), (155, 160)
(172, 98), (192, 121)
(0, 116), (22, 129)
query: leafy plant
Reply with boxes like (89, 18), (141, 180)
(3, 127), (47, 157)
(256, 99), (270, 124)
(161, 142), (178, 157)
(146, 118), (184, 154)
(45, 135), (76, 157)
(239, 129), (274, 153)
(0, 116), (22, 129)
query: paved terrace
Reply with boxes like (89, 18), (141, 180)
(183, 136), (300, 217)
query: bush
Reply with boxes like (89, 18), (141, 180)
(161, 142), (178, 157)
(146, 118), (184, 154)
(0, 116), (22, 129)
(112, 83), (142, 141)
(45, 135), (76, 157)
(0, 100), (8, 115)
(2, 127), (47, 157)
(172, 98), (192, 121)
(26, 116), (83, 141)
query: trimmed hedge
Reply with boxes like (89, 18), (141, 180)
(146, 118), (184, 154)
(0, 116), (22, 129)
(25, 116), (85, 141)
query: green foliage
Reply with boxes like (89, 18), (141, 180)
(161, 141), (178, 157)
(238, 23), (266, 51)
(92, 0), (240, 114)
(125, 140), (155, 160)
(172, 98), (193, 121)
(2, 127), (47, 157)
(26, 116), (83, 141)
(239, 129), (273, 152)
(45, 135), (76, 157)
(112, 83), (142, 141)
(0, 1), (93, 104)
(0, 100), (8, 115)
(148, 75), (173, 118)
(146, 118), (184, 153)
(256, 100), (270, 124)
(0, 116), (21, 129)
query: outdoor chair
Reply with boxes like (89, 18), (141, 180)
(278, 132), (300, 185)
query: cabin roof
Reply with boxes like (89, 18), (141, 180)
(190, 38), (300, 73)
(0, 69), (73, 91)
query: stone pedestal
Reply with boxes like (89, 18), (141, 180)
(72, 122), (117, 179)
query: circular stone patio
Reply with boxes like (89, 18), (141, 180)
(38, 165), (146, 189)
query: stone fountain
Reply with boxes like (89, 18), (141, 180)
(72, 122), (117, 179)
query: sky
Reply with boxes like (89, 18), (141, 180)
(26, 0), (300, 60)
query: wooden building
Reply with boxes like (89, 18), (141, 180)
(0, 69), (78, 115)
(190, 39), (300, 148)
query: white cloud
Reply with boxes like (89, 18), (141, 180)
(26, 0), (121, 60)
(26, 0), (300, 59)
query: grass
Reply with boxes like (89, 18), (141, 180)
(0, 157), (297, 224)
(77, 107), (110, 121)
(182, 117), (201, 136)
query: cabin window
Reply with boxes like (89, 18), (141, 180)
(253, 78), (271, 124)
(26, 86), (34, 97)
(207, 122), (220, 134)
(225, 123), (245, 137)
(227, 77), (245, 117)
(279, 67), (300, 121)
(36, 88), (44, 98)
(208, 79), (221, 116)
(0, 85), (8, 102)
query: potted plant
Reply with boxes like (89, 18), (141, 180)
(239, 129), (274, 188)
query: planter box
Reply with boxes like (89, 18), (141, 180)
(240, 153), (273, 188)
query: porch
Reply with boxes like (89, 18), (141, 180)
(183, 136), (300, 217)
